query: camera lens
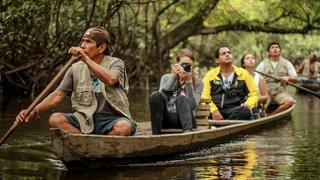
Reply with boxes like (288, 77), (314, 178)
(181, 63), (191, 72)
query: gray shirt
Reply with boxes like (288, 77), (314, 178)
(57, 60), (125, 115)
(159, 74), (203, 110)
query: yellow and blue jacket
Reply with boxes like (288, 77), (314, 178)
(201, 65), (258, 113)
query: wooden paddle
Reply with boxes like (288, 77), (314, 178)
(0, 56), (79, 146)
(255, 70), (320, 99)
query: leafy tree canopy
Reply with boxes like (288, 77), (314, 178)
(1, 0), (320, 94)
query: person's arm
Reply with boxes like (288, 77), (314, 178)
(160, 63), (190, 91)
(259, 76), (269, 103)
(296, 60), (305, 74)
(317, 62), (320, 78)
(201, 71), (223, 120)
(159, 74), (177, 91)
(243, 71), (259, 109)
(16, 90), (65, 122)
(34, 90), (65, 114)
(68, 47), (119, 86)
(16, 67), (73, 122)
(184, 82), (196, 109)
(184, 80), (203, 110)
(280, 61), (298, 84)
(105, 59), (127, 88)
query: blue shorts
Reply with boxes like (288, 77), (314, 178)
(63, 113), (137, 135)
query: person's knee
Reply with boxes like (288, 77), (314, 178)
(150, 91), (163, 100)
(233, 106), (252, 120)
(48, 113), (67, 127)
(110, 120), (132, 136)
(149, 91), (164, 103)
(176, 95), (188, 104)
(283, 100), (295, 109)
(176, 95), (187, 100)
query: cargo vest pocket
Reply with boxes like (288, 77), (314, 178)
(75, 86), (93, 106)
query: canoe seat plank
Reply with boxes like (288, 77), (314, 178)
(161, 129), (183, 133)
(208, 120), (249, 126)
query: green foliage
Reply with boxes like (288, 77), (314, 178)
(1, 0), (51, 62)
(1, 0), (320, 93)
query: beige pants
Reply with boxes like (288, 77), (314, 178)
(267, 92), (296, 107)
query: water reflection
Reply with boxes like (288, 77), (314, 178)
(0, 144), (65, 179)
(63, 166), (198, 180)
(188, 139), (257, 179)
(0, 88), (320, 179)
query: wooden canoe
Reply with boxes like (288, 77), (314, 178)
(298, 83), (320, 91)
(50, 104), (295, 167)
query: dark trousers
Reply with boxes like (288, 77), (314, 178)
(149, 91), (194, 135)
(220, 106), (252, 120)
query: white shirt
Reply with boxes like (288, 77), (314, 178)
(221, 72), (235, 90)
(256, 59), (297, 76)
(253, 72), (261, 95)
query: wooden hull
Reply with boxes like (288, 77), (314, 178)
(298, 83), (320, 91)
(50, 105), (295, 166)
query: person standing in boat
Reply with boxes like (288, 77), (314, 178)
(256, 42), (298, 115)
(149, 48), (203, 134)
(201, 46), (258, 120)
(16, 26), (137, 136)
(241, 53), (269, 118)
(296, 51), (320, 83)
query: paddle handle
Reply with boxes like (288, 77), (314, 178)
(255, 70), (320, 99)
(0, 56), (78, 146)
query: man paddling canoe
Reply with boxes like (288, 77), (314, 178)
(256, 42), (298, 115)
(16, 26), (136, 136)
(296, 51), (320, 84)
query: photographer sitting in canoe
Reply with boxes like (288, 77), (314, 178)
(201, 46), (258, 120)
(149, 48), (203, 134)
(16, 26), (137, 136)
(296, 51), (320, 84)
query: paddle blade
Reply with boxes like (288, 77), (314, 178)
(0, 121), (19, 146)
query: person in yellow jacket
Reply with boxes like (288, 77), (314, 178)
(202, 46), (258, 120)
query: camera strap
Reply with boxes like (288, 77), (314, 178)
(176, 76), (186, 95)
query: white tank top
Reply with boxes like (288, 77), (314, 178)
(254, 72), (261, 95)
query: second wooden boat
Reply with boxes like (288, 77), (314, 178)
(298, 82), (320, 91)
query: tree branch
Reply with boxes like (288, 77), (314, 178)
(85, 0), (97, 31)
(158, 0), (220, 54)
(200, 23), (318, 35)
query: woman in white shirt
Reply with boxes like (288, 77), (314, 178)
(241, 53), (269, 118)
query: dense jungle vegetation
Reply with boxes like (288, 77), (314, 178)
(1, 0), (320, 95)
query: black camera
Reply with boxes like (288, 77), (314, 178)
(181, 63), (192, 72)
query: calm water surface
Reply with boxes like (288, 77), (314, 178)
(0, 88), (320, 179)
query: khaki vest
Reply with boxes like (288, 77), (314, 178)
(261, 57), (289, 96)
(71, 56), (131, 133)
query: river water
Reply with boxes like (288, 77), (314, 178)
(0, 88), (319, 179)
